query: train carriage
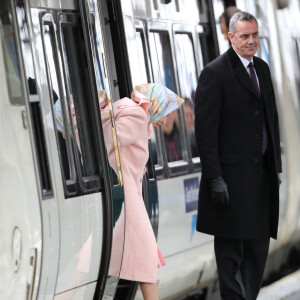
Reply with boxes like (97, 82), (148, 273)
(1, 0), (300, 300)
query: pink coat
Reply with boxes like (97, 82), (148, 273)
(101, 97), (165, 283)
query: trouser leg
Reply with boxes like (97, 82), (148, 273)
(214, 237), (246, 300)
(214, 237), (270, 300)
(241, 238), (270, 300)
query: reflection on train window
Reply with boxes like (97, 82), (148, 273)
(162, 110), (182, 162)
(135, 29), (149, 83)
(174, 33), (199, 158)
(258, 37), (270, 66)
(134, 27), (156, 177)
(149, 31), (175, 90)
(61, 18), (101, 192)
(149, 31), (183, 163)
(42, 21), (77, 196)
(42, 17), (101, 197)
(0, 1), (24, 105)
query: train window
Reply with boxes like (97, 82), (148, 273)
(135, 29), (150, 83)
(174, 33), (199, 158)
(41, 14), (102, 197)
(42, 19), (79, 196)
(60, 16), (102, 193)
(149, 31), (176, 90)
(149, 31), (183, 163)
(134, 25), (157, 178)
(0, 1), (24, 105)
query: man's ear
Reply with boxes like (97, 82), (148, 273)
(228, 32), (234, 43)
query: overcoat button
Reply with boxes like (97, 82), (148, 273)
(254, 110), (260, 116)
(255, 134), (260, 140)
(253, 158), (259, 164)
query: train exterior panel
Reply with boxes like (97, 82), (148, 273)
(1, 0), (300, 299)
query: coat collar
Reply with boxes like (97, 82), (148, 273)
(227, 47), (261, 99)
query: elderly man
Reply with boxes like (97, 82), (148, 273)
(195, 11), (281, 300)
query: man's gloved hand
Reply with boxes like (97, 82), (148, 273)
(209, 176), (229, 207)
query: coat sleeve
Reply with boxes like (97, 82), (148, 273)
(195, 66), (223, 179)
(267, 67), (282, 173)
(114, 106), (149, 147)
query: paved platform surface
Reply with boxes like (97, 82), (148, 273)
(258, 270), (300, 300)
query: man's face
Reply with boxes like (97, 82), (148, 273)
(228, 20), (259, 60)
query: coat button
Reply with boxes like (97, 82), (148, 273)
(254, 110), (260, 116)
(253, 158), (259, 164)
(255, 134), (260, 140)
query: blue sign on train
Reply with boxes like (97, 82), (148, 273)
(184, 177), (199, 212)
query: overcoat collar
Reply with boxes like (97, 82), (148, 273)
(227, 47), (261, 99)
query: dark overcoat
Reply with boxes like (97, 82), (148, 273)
(194, 47), (282, 239)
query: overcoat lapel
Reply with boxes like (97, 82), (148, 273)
(227, 47), (260, 99)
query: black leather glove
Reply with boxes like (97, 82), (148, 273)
(209, 176), (229, 207)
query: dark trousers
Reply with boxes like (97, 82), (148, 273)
(214, 237), (270, 300)
(214, 155), (271, 300)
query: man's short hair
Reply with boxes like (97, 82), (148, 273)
(229, 11), (258, 34)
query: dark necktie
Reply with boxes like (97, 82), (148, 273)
(248, 62), (268, 154)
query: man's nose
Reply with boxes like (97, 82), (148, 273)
(248, 35), (254, 43)
(248, 34), (257, 44)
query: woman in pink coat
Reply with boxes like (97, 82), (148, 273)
(101, 84), (184, 299)
(55, 84), (184, 299)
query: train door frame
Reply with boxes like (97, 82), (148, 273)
(98, 3), (164, 299)
(172, 22), (203, 171)
(78, 1), (131, 299)
(132, 20), (160, 237)
(132, 19), (171, 179)
(147, 20), (191, 177)
(12, 0), (117, 298)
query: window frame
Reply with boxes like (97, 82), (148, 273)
(40, 13), (79, 196)
(147, 21), (190, 178)
(58, 11), (103, 193)
(172, 23), (202, 171)
(40, 11), (103, 197)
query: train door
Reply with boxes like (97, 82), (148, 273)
(10, 0), (126, 299)
(77, 1), (127, 299)
(0, 1), (43, 299)
(97, 1), (163, 298)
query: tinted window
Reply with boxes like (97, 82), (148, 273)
(174, 33), (199, 158)
(0, 1), (24, 105)
(42, 15), (102, 197)
(135, 29), (149, 84)
(149, 31), (183, 163)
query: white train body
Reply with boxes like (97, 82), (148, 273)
(1, 0), (300, 299)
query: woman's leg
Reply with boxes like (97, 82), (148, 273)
(140, 282), (158, 300)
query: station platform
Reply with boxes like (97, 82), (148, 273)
(258, 270), (300, 300)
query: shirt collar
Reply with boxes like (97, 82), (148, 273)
(233, 49), (254, 69)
